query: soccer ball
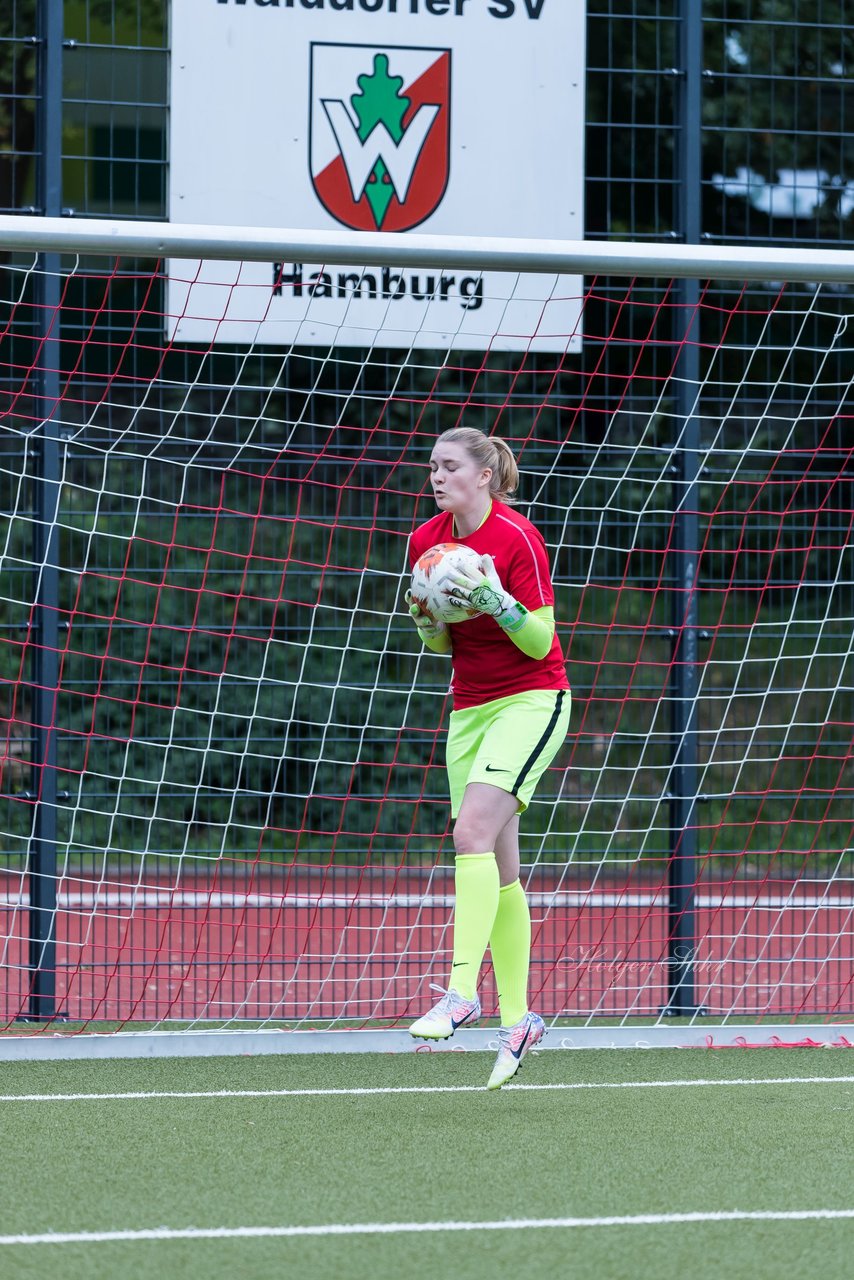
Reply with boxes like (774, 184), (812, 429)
(410, 542), (484, 624)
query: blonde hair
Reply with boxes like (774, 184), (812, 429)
(434, 428), (519, 504)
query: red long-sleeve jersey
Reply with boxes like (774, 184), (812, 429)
(408, 502), (570, 710)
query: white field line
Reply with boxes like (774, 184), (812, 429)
(3, 1208), (854, 1246)
(2, 1075), (854, 1103)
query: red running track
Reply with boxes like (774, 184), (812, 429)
(2, 871), (853, 1028)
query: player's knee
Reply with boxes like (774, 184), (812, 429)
(453, 821), (493, 857)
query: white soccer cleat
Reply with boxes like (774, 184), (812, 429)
(486, 1011), (545, 1090)
(408, 984), (482, 1040)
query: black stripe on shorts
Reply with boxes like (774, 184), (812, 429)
(512, 689), (567, 796)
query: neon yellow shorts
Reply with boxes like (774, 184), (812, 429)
(445, 688), (571, 818)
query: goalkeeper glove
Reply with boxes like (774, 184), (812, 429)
(404, 588), (449, 643)
(446, 554), (529, 633)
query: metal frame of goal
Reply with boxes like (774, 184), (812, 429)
(1, 216), (853, 1060)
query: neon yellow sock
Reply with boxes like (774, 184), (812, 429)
(449, 852), (500, 1001)
(489, 878), (531, 1026)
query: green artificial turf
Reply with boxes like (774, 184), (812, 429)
(1, 1048), (853, 1279)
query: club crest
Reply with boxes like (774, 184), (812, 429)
(310, 42), (451, 232)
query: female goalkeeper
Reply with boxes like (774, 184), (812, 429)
(405, 427), (570, 1089)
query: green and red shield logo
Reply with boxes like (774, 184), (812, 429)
(310, 43), (451, 233)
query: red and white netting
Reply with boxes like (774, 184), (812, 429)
(1, 244), (852, 1033)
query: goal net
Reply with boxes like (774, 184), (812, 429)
(1, 221), (852, 1049)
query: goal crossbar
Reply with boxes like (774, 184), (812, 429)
(3, 214), (854, 283)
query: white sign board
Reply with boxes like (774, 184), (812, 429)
(169, 0), (586, 352)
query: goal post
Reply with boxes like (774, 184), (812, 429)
(1, 216), (853, 1059)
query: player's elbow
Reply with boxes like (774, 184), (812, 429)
(424, 633), (452, 655)
(524, 608), (556, 660)
(523, 626), (554, 661)
(509, 614), (554, 661)
(529, 636), (554, 661)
